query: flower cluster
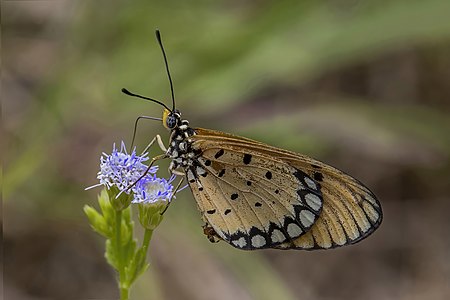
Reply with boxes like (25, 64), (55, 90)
(88, 141), (179, 211)
(97, 142), (158, 194)
(88, 141), (181, 229)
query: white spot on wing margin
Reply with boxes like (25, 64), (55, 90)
(304, 177), (318, 190)
(251, 235), (266, 248)
(299, 210), (315, 228)
(271, 229), (286, 243)
(305, 193), (322, 211)
(232, 237), (247, 248)
(287, 223), (303, 237)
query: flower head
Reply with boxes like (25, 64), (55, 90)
(132, 174), (177, 230)
(88, 141), (183, 214)
(97, 142), (158, 193)
(132, 174), (176, 204)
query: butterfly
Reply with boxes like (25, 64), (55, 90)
(123, 30), (382, 250)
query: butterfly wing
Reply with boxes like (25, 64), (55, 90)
(187, 128), (382, 250)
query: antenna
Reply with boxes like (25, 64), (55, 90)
(121, 88), (171, 112)
(155, 29), (176, 111)
(130, 115), (163, 152)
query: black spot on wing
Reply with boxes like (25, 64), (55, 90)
(214, 149), (224, 159)
(265, 171), (272, 180)
(314, 172), (323, 181)
(243, 154), (252, 164)
(231, 193), (238, 200)
(218, 169), (225, 177)
(255, 202), (262, 207)
(224, 209), (231, 215)
(293, 169), (305, 182)
(207, 209), (216, 214)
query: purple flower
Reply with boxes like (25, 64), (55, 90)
(91, 142), (158, 193)
(133, 174), (181, 230)
(132, 174), (176, 204)
(87, 141), (183, 213)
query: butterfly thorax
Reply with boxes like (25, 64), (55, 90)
(166, 119), (199, 172)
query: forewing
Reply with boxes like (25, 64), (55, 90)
(190, 128), (382, 250)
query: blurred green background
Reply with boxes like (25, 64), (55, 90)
(3, 0), (450, 299)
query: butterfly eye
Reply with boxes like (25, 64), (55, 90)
(166, 116), (177, 128)
(166, 114), (178, 129)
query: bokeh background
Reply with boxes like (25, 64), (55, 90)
(3, 1), (450, 299)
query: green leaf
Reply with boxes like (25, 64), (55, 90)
(105, 239), (118, 270)
(98, 189), (115, 225)
(123, 237), (137, 271)
(127, 247), (149, 285)
(83, 205), (110, 237)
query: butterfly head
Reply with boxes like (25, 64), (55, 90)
(122, 31), (185, 131)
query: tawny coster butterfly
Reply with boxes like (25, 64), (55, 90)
(122, 30), (382, 250)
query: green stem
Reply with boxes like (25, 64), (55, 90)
(120, 285), (129, 300)
(141, 229), (153, 256)
(115, 210), (129, 300)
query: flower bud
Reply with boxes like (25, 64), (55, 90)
(132, 174), (175, 229)
(137, 202), (167, 230)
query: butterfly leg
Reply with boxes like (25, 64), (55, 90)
(141, 134), (167, 154)
(170, 170), (185, 176)
(160, 176), (186, 215)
